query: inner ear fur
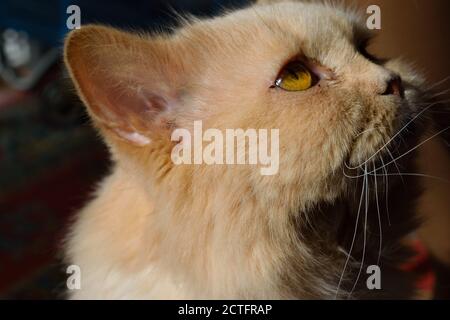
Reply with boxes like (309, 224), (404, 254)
(64, 25), (185, 145)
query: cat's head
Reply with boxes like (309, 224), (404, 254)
(64, 1), (425, 213)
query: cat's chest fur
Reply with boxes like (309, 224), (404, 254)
(67, 168), (188, 299)
(66, 168), (289, 299)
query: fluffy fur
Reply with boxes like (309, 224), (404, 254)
(64, 0), (432, 299)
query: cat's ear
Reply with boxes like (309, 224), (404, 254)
(64, 25), (183, 146)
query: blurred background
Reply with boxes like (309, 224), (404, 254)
(0, 0), (448, 299)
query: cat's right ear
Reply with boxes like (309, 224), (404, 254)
(64, 25), (185, 146)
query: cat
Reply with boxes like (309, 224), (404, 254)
(63, 0), (440, 299)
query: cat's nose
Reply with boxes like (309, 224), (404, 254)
(381, 75), (404, 98)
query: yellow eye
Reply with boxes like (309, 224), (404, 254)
(275, 61), (313, 91)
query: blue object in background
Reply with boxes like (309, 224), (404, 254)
(0, 0), (249, 47)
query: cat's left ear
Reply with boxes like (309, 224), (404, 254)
(64, 25), (185, 146)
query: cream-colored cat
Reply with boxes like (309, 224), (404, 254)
(64, 0), (431, 299)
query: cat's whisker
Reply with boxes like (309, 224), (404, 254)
(337, 246), (356, 261)
(425, 75), (450, 91)
(346, 167), (450, 184)
(416, 98), (450, 109)
(348, 163), (369, 299)
(419, 97), (450, 104)
(368, 126), (450, 174)
(371, 172), (450, 184)
(373, 162), (383, 266)
(342, 166), (361, 179)
(335, 168), (366, 299)
(379, 157), (392, 227)
(343, 164), (449, 184)
(346, 102), (437, 170)
(428, 87), (450, 99)
(386, 147), (405, 186)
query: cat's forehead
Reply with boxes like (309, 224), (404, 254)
(179, 2), (371, 67)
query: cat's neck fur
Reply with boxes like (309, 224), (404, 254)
(82, 139), (340, 299)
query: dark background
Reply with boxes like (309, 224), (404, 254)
(355, 0), (450, 298)
(0, 0), (448, 299)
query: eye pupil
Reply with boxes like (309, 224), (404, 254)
(275, 61), (314, 92)
(287, 68), (300, 80)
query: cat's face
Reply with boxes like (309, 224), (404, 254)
(65, 1), (424, 210)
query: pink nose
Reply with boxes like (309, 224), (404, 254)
(382, 75), (404, 98)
